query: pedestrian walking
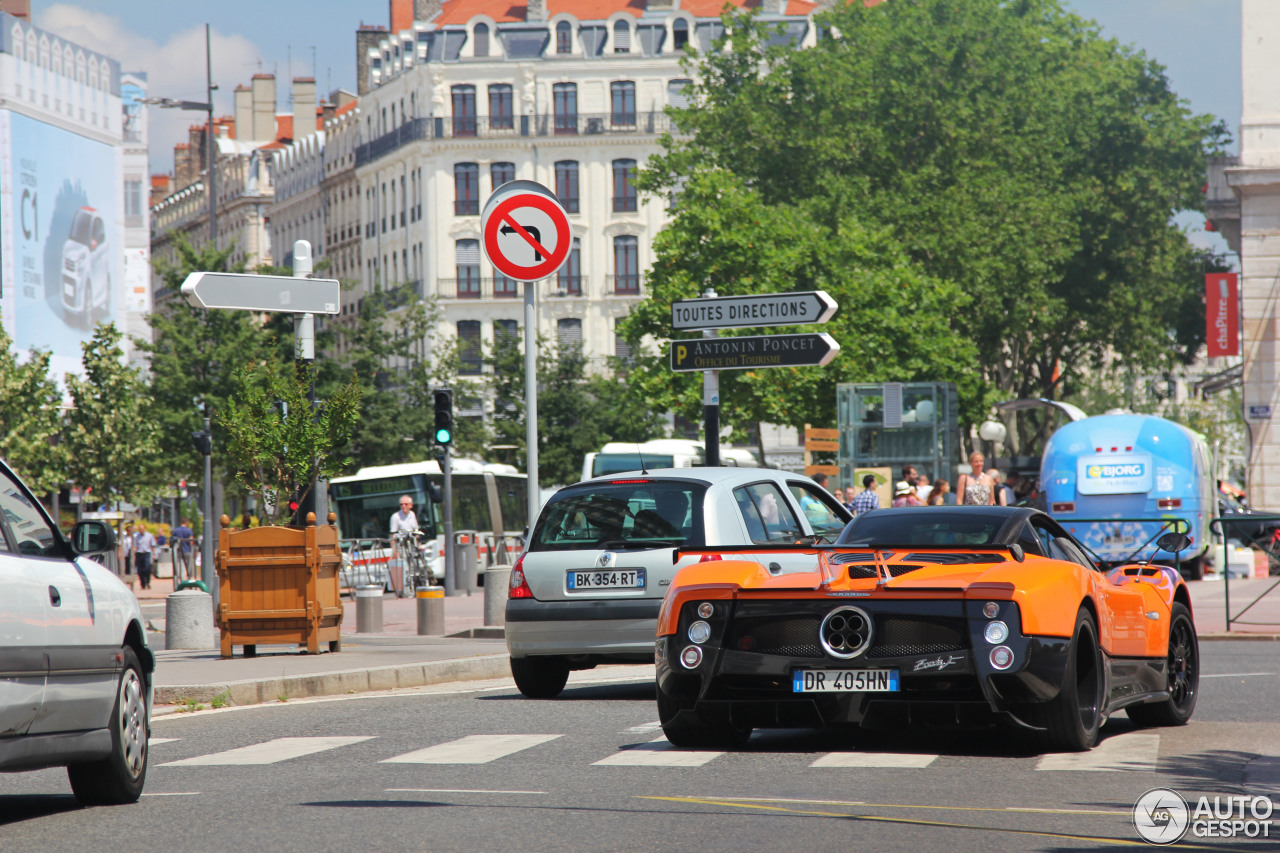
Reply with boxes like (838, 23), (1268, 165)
(850, 474), (881, 516)
(957, 452), (996, 506)
(926, 479), (952, 506)
(893, 481), (924, 507)
(120, 523), (134, 577)
(172, 518), (195, 582)
(133, 525), (157, 590)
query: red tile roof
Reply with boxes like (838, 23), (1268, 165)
(434, 0), (815, 26)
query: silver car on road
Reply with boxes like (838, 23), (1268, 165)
(505, 468), (851, 698)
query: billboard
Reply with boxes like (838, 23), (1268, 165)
(0, 109), (123, 382)
(1205, 272), (1239, 358)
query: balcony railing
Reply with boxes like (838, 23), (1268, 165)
(551, 276), (585, 297)
(356, 112), (671, 166)
(606, 274), (643, 296)
(438, 277), (525, 300)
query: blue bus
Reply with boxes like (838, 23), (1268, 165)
(1040, 413), (1213, 579)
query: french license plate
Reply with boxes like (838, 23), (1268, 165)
(567, 568), (645, 590)
(792, 669), (900, 693)
(1104, 535), (1136, 546)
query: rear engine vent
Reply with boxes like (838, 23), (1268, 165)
(888, 564), (924, 577)
(905, 553), (1006, 565)
(869, 614), (968, 657)
(729, 616), (823, 658)
(830, 552), (877, 564)
(847, 565), (877, 580)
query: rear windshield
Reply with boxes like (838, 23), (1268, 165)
(530, 480), (707, 551)
(591, 454), (676, 478)
(837, 508), (1011, 547)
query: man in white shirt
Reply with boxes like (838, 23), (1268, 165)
(389, 495), (420, 597)
(133, 526), (157, 590)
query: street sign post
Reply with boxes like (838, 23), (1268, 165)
(480, 180), (573, 531)
(672, 290), (838, 331)
(669, 333), (841, 372)
(180, 271), (340, 314)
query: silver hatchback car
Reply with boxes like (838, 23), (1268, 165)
(505, 468), (852, 698)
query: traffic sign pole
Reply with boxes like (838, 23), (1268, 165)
(525, 279), (539, 533)
(702, 289), (721, 467)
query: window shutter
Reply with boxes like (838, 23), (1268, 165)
(668, 79), (691, 110)
(613, 23), (631, 51)
(456, 240), (480, 265)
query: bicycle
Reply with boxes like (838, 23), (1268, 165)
(394, 530), (431, 595)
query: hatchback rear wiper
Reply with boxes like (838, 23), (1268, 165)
(598, 538), (683, 550)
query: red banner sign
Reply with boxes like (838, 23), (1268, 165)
(1206, 273), (1239, 358)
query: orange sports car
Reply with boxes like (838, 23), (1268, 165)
(655, 506), (1197, 751)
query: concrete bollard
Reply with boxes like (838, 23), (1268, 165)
(356, 585), (383, 633)
(417, 587), (445, 635)
(165, 589), (216, 650)
(484, 567), (511, 627)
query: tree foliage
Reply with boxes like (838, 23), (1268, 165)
(62, 323), (163, 507)
(218, 361), (363, 524)
(0, 313), (66, 493)
(639, 0), (1230, 431)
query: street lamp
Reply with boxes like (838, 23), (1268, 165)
(142, 23), (217, 244)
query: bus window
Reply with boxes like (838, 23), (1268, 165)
(451, 476), (492, 532)
(496, 474), (528, 533)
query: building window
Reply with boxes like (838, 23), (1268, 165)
(458, 321), (483, 374)
(554, 160), (579, 213)
(613, 235), (639, 294)
(615, 326), (634, 365)
(474, 23), (489, 58)
(610, 81), (635, 127)
(612, 158), (637, 213)
(557, 318), (582, 350)
(673, 18), (689, 50)
(454, 163), (479, 215)
(492, 162), (516, 192)
(488, 84), (513, 131)
(451, 84), (476, 137)
(495, 274), (519, 298)
(124, 179), (143, 223)
(456, 239), (481, 297)
(556, 21), (573, 54)
(553, 82), (577, 135)
(557, 238), (582, 295)
(613, 20), (631, 53)
(495, 318), (519, 342)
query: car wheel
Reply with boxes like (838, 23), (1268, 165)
(1179, 555), (1203, 581)
(657, 682), (752, 749)
(1127, 603), (1198, 728)
(510, 656), (570, 699)
(1042, 607), (1103, 752)
(67, 646), (148, 805)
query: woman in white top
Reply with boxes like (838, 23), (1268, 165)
(956, 451), (996, 506)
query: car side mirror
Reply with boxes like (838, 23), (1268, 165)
(71, 520), (116, 555)
(1008, 543), (1025, 563)
(1157, 531), (1192, 553)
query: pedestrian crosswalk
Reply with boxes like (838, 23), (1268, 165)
(150, 730), (1183, 772)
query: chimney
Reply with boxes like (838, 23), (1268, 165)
(356, 26), (387, 96)
(292, 77), (317, 139)
(761, 0), (785, 13)
(646, 0), (674, 11)
(390, 0), (414, 32)
(251, 73), (276, 142)
(322, 101), (337, 127)
(526, 0), (546, 22)
(234, 85), (253, 140)
(413, 0), (442, 23)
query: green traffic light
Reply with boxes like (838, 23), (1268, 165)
(436, 428), (452, 444)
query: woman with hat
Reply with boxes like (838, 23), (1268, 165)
(892, 480), (923, 507)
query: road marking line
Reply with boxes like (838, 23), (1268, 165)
(622, 721), (663, 734)
(1201, 672), (1275, 678)
(148, 737), (180, 745)
(382, 734), (561, 764)
(1036, 733), (1160, 772)
(594, 736), (722, 767)
(160, 736), (373, 766)
(1006, 807), (1127, 815)
(707, 797), (867, 806)
(811, 752), (937, 768)
(386, 788), (546, 795)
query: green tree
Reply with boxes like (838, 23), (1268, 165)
(139, 235), (276, 486)
(218, 361), (363, 524)
(63, 323), (163, 507)
(0, 314), (67, 493)
(641, 1), (1230, 431)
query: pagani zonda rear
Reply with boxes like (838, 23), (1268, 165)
(655, 507), (1198, 751)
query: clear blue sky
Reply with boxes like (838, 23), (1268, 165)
(28, 0), (1243, 255)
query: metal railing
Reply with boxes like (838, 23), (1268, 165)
(1209, 514), (1280, 631)
(438, 277), (524, 300)
(605, 274), (643, 296)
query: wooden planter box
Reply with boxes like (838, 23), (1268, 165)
(216, 512), (344, 658)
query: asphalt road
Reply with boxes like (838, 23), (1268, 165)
(2, 642), (1279, 852)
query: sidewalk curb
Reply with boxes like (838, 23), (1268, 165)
(1198, 632), (1280, 641)
(153, 653), (510, 709)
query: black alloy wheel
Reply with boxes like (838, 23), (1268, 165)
(1043, 607), (1104, 752)
(657, 683), (751, 749)
(510, 655), (571, 699)
(1127, 602), (1198, 727)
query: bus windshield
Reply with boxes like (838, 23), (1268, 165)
(330, 474), (438, 542)
(592, 454), (675, 478)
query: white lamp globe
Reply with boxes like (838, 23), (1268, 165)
(978, 420), (1007, 443)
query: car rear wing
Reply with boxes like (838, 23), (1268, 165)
(675, 543), (1029, 564)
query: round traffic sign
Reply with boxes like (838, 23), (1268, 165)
(481, 181), (572, 282)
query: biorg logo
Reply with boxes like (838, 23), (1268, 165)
(1086, 463), (1146, 479)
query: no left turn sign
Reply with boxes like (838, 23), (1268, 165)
(481, 180), (572, 282)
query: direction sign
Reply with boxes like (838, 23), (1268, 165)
(672, 290), (838, 331)
(481, 180), (572, 282)
(181, 272), (340, 314)
(669, 333), (840, 372)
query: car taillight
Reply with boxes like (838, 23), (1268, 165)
(698, 553), (721, 563)
(610, 479), (651, 484)
(509, 556), (533, 599)
(1157, 498), (1182, 509)
(1051, 502), (1075, 513)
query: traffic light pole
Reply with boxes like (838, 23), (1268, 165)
(442, 448), (454, 596)
(201, 412), (215, 606)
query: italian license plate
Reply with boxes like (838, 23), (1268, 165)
(567, 568), (645, 590)
(792, 669), (900, 693)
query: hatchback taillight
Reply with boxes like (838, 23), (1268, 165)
(509, 556), (533, 599)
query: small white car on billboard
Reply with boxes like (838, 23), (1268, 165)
(60, 206), (110, 326)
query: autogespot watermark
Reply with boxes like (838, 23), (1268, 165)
(1133, 787), (1275, 844)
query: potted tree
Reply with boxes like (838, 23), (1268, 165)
(215, 360), (362, 657)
